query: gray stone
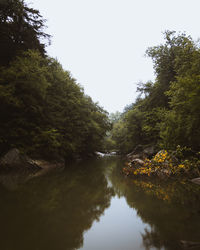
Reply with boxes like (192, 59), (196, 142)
(0, 148), (22, 166)
(131, 158), (145, 166)
(143, 146), (155, 156)
(0, 148), (41, 171)
(129, 154), (143, 160)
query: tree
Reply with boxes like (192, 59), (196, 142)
(110, 31), (200, 153)
(0, 50), (50, 154)
(0, 0), (50, 66)
(0, 50), (110, 159)
(145, 31), (194, 108)
(160, 44), (200, 150)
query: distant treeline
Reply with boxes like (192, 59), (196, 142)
(108, 31), (200, 154)
(0, 0), (110, 159)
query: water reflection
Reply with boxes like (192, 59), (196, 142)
(0, 161), (114, 250)
(0, 158), (199, 250)
(106, 158), (200, 250)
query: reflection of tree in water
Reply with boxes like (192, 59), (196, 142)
(0, 161), (114, 250)
(108, 160), (200, 250)
(142, 227), (166, 250)
(133, 184), (200, 250)
(103, 157), (127, 197)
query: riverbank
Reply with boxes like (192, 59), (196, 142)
(0, 148), (66, 177)
(122, 146), (200, 184)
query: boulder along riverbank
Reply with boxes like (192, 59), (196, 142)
(123, 145), (200, 185)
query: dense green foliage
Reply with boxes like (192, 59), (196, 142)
(2, 1), (200, 160)
(110, 31), (200, 154)
(0, 0), (110, 160)
(0, 0), (50, 66)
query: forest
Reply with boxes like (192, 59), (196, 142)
(1, 2), (200, 250)
(1, 0), (200, 165)
(0, 0), (110, 161)
(108, 31), (200, 157)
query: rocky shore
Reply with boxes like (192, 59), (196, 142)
(123, 145), (200, 185)
(0, 148), (65, 174)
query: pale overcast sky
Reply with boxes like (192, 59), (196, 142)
(33, 0), (200, 113)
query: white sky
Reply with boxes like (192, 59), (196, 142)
(32, 0), (200, 113)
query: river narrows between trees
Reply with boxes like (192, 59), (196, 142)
(0, 157), (199, 250)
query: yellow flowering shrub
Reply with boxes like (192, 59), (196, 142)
(153, 150), (168, 163)
(123, 149), (199, 178)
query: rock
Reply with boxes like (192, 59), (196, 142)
(131, 158), (145, 167)
(191, 177), (200, 185)
(127, 152), (134, 159)
(0, 148), (41, 171)
(31, 159), (64, 170)
(127, 145), (156, 160)
(0, 148), (22, 166)
(128, 153), (142, 161)
(143, 146), (156, 156)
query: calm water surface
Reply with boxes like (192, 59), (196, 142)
(0, 157), (199, 250)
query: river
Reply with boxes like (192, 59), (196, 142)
(0, 157), (199, 250)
